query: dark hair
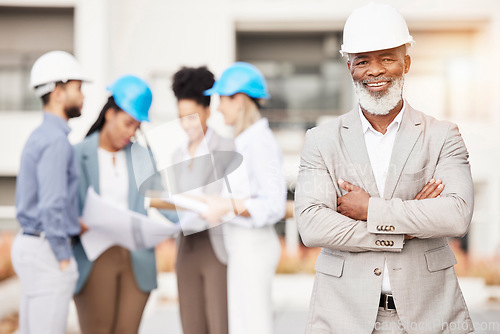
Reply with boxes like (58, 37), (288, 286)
(86, 96), (121, 137)
(250, 97), (261, 109)
(172, 66), (215, 107)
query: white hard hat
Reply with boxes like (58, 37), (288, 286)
(30, 50), (89, 97)
(340, 2), (415, 56)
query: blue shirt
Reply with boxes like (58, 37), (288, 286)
(16, 112), (80, 261)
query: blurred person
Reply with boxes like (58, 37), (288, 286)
(169, 66), (233, 334)
(294, 3), (474, 334)
(11, 50), (87, 334)
(202, 62), (287, 334)
(72, 75), (159, 334)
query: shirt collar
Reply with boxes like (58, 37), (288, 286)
(43, 112), (71, 135)
(235, 118), (269, 150)
(358, 100), (406, 135)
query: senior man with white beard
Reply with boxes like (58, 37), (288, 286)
(295, 3), (474, 334)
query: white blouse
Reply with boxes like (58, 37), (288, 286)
(97, 147), (129, 210)
(224, 118), (287, 228)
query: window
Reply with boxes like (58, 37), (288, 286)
(0, 6), (74, 111)
(237, 32), (353, 129)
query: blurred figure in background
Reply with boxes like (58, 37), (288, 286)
(12, 50), (87, 334)
(202, 62), (287, 334)
(170, 66), (232, 334)
(72, 75), (159, 334)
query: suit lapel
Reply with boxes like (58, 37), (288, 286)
(340, 108), (380, 197)
(82, 132), (100, 194)
(383, 105), (423, 199)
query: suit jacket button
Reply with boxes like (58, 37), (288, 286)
(390, 226), (395, 232)
(375, 240), (381, 246)
(374, 268), (382, 276)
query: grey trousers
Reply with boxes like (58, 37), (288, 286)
(11, 234), (78, 334)
(373, 307), (407, 334)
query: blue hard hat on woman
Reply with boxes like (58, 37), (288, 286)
(204, 62), (269, 99)
(107, 74), (153, 122)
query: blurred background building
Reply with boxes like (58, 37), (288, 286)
(0, 0), (500, 259)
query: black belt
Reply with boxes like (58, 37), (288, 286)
(22, 231), (80, 246)
(379, 294), (396, 310)
(23, 231), (42, 237)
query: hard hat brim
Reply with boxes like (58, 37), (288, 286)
(340, 39), (415, 56)
(203, 87), (217, 96)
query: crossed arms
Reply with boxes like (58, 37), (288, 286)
(295, 123), (474, 253)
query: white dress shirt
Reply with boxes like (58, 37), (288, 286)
(223, 118), (287, 228)
(97, 147), (129, 210)
(359, 102), (406, 294)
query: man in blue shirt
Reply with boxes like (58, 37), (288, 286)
(11, 50), (88, 334)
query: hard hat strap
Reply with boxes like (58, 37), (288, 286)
(34, 82), (56, 98)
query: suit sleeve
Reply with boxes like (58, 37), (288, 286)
(367, 123), (473, 239)
(295, 129), (404, 252)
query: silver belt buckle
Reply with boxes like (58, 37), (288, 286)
(384, 294), (393, 311)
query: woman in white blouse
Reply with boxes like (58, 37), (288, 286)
(201, 62), (287, 334)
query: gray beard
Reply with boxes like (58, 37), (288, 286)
(353, 76), (404, 116)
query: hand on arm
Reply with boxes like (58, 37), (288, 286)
(405, 179), (444, 239)
(337, 178), (444, 239)
(336, 179), (370, 221)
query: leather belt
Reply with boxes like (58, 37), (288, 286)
(23, 231), (42, 237)
(22, 231), (80, 246)
(379, 294), (396, 310)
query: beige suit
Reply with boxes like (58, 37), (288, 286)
(295, 104), (474, 334)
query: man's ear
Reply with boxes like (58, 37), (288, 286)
(50, 85), (64, 104)
(404, 55), (411, 74)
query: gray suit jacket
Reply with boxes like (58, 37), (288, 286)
(295, 104), (474, 334)
(171, 130), (235, 264)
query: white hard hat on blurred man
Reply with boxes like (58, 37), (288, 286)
(340, 2), (415, 56)
(30, 50), (89, 97)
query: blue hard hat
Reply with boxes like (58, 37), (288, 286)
(203, 62), (269, 99)
(107, 75), (152, 122)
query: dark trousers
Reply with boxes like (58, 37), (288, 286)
(74, 246), (150, 334)
(176, 231), (228, 334)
